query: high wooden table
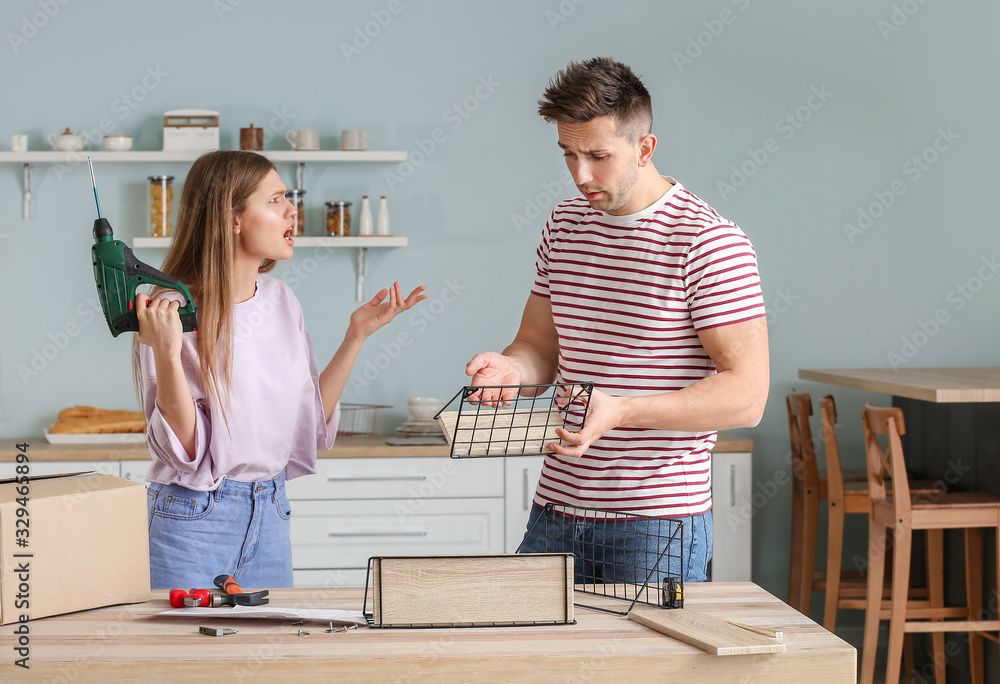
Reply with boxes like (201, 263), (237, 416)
(799, 367), (1000, 682)
(0, 584), (854, 682)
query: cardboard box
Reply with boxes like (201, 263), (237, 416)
(0, 472), (149, 625)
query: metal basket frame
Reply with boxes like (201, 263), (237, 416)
(434, 382), (593, 458)
(516, 503), (685, 615)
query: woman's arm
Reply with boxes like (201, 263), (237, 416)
(318, 282), (426, 421)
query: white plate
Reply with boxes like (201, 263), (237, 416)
(44, 429), (147, 445)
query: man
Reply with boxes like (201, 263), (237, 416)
(466, 57), (769, 584)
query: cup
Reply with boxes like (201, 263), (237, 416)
(103, 135), (133, 152)
(10, 135), (27, 152)
(341, 129), (374, 151)
(286, 129), (319, 150)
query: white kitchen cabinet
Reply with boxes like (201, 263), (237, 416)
(120, 460), (152, 485)
(709, 450), (753, 581)
(286, 456), (505, 586)
(503, 455), (545, 552)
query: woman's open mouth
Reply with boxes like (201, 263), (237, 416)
(284, 227), (294, 246)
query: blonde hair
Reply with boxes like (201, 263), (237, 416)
(133, 150), (276, 427)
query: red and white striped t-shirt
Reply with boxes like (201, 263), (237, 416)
(530, 178), (766, 518)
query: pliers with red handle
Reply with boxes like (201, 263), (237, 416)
(169, 588), (269, 608)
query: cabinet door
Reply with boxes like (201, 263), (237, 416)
(0, 460), (119, 479)
(290, 498), (504, 571)
(286, 457), (503, 501)
(120, 460), (151, 485)
(710, 451), (753, 581)
(503, 456), (545, 552)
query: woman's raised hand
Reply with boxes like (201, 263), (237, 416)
(348, 282), (426, 340)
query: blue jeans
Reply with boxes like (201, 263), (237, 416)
(147, 472), (293, 590)
(518, 504), (712, 584)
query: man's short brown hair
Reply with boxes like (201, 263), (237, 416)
(537, 57), (652, 144)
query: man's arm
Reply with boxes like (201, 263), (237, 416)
(466, 294), (559, 400)
(552, 317), (769, 456)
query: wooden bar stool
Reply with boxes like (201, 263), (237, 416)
(787, 391), (869, 615)
(861, 405), (1000, 684)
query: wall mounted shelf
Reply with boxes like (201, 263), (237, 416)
(0, 149), (408, 300)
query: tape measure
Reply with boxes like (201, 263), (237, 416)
(661, 577), (684, 609)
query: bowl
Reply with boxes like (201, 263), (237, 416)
(103, 135), (133, 151)
(408, 397), (445, 421)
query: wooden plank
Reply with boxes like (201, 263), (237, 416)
(437, 409), (564, 456)
(798, 367), (1000, 403)
(371, 554), (573, 626)
(628, 607), (786, 655)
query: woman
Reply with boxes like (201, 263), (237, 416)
(134, 149), (424, 589)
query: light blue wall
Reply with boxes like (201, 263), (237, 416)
(2, 0), (997, 602)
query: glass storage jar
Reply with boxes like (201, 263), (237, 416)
(147, 175), (174, 237)
(285, 189), (305, 236)
(325, 201), (352, 236)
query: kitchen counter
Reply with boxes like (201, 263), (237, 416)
(0, 435), (753, 462)
(0, 583), (854, 682)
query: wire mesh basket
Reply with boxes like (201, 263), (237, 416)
(516, 503), (684, 615)
(433, 382), (592, 458)
(337, 403), (391, 438)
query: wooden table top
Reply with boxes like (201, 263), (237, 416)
(0, 435), (754, 463)
(0, 584), (854, 683)
(798, 367), (1000, 403)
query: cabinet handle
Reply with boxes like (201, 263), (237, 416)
(327, 475), (427, 482)
(327, 531), (428, 537)
(522, 468), (530, 511)
(730, 464), (737, 508)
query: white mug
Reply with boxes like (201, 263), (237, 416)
(10, 135), (27, 152)
(341, 129), (374, 151)
(286, 129), (319, 150)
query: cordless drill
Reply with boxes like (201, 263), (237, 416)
(89, 158), (198, 337)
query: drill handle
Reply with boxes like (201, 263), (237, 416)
(123, 246), (199, 331)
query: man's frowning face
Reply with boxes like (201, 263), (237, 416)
(557, 115), (641, 216)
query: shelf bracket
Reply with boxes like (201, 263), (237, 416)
(356, 247), (368, 302)
(22, 163), (31, 220)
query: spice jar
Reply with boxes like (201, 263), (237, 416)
(325, 201), (352, 236)
(147, 175), (174, 237)
(285, 189), (305, 236)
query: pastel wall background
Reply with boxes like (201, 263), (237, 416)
(2, 0), (997, 617)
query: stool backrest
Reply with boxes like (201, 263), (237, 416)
(862, 404), (912, 515)
(818, 395), (846, 496)
(786, 391), (820, 488)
